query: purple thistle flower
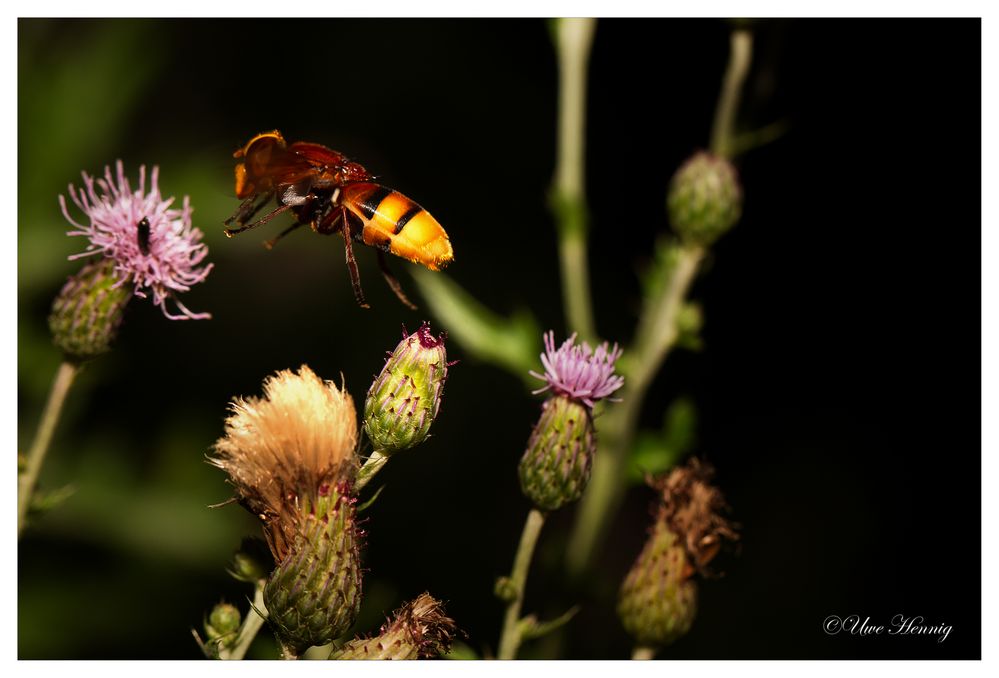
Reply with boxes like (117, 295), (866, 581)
(59, 160), (213, 320)
(530, 331), (624, 408)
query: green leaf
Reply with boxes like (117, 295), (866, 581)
(443, 641), (480, 660)
(626, 398), (698, 484)
(411, 268), (540, 382)
(519, 605), (580, 641)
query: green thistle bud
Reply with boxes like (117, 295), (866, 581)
(617, 521), (697, 647)
(264, 485), (362, 657)
(667, 152), (743, 247)
(618, 459), (739, 650)
(205, 602), (242, 646)
(330, 593), (457, 660)
(48, 258), (132, 362)
(228, 537), (273, 583)
(518, 395), (595, 511)
(364, 322), (449, 454)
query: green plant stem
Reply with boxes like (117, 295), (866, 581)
(632, 645), (657, 660)
(220, 581), (267, 660)
(709, 28), (754, 158)
(354, 450), (389, 493)
(18, 360), (78, 537)
(497, 508), (546, 660)
(567, 246), (705, 577)
(551, 18), (597, 343)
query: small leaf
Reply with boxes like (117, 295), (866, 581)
(356, 483), (386, 513)
(443, 641), (480, 660)
(626, 398), (698, 484)
(520, 605), (581, 641)
(28, 483), (76, 514)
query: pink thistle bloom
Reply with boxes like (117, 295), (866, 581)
(530, 331), (624, 408)
(59, 161), (213, 320)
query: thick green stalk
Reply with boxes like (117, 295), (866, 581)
(219, 582), (267, 660)
(710, 28), (754, 158)
(497, 508), (546, 660)
(551, 18), (597, 343)
(18, 360), (78, 537)
(566, 247), (704, 576)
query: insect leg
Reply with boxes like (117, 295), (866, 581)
(224, 190), (274, 227)
(223, 203), (292, 237)
(376, 249), (418, 310)
(339, 207), (369, 309)
(262, 221), (305, 250)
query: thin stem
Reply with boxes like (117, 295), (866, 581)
(632, 645), (657, 660)
(18, 360), (79, 537)
(567, 246), (704, 577)
(709, 28), (754, 158)
(497, 508), (546, 660)
(551, 18), (597, 343)
(220, 581), (267, 660)
(354, 449), (389, 493)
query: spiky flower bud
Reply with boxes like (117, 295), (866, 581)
(211, 366), (362, 657)
(205, 602), (242, 646)
(228, 537), (273, 583)
(48, 258), (132, 362)
(617, 459), (739, 649)
(667, 152), (742, 247)
(519, 332), (623, 511)
(364, 322), (449, 454)
(617, 521), (697, 647)
(519, 395), (595, 511)
(330, 593), (457, 660)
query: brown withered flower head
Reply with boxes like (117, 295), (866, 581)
(211, 365), (359, 560)
(652, 458), (739, 576)
(617, 458), (738, 651)
(330, 593), (458, 660)
(210, 365), (363, 656)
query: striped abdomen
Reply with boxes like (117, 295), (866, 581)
(341, 183), (453, 271)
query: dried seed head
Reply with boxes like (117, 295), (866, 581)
(330, 593), (458, 660)
(618, 458), (739, 648)
(652, 458), (739, 575)
(210, 365), (359, 561)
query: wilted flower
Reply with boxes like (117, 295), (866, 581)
(60, 160), (212, 320)
(520, 332), (624, 511)
(330, 593), (458, 660)
(211, 365), (362, 657)
(530, 331), (624, 409)
(618, 459), (738, 651)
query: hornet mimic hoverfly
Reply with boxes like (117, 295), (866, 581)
(224, 130), (454, 309)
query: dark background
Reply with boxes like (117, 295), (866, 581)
(17, 19), (981, 659)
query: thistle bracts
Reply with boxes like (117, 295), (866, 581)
(519, 332), (623, 511)
(364, 322), (449, 454)
(211, 365), (363, 656)
(617, 459), (739, 651)
(48, 258), (131, 362)
(617, 521), (697, 647)
(519, 395), (595, 511)
(330, 593), (457, 660)
(264, 483), (362, 655)
(667, 152), (743, 247)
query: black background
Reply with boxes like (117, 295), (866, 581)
(18, 18), (981, 659)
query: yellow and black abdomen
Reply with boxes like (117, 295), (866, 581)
(341, 183), (453, 271)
